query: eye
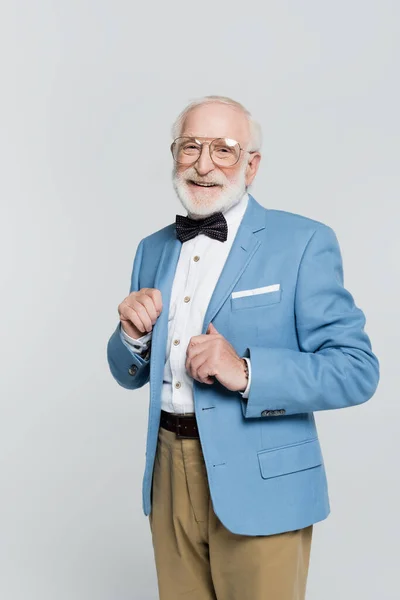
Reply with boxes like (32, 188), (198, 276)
(213, 146), (235, 157)
(182, 143), (200, 153)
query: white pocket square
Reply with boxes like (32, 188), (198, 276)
(232, 283), (280, 299)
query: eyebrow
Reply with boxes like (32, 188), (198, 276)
(181, 135), (230, 140)
(180, 136), (245, 146)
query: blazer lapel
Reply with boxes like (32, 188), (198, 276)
(149, 235), (182, 395)
(201, 193), (267, 332)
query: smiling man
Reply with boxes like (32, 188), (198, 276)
(172, 100), (260, 219)
(107, 95), (379, 600)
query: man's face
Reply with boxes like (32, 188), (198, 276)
(172, 103), (261, 219)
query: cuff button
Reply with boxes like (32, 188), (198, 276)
(128, 365), (138, 376)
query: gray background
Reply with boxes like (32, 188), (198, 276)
(1, 1), (398, 599)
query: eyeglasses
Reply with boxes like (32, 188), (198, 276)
(170, 136), (256, 168)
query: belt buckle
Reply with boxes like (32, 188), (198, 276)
(175, 415), (196, 439)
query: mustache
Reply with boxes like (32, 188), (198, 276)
(175, 168), (227, 186)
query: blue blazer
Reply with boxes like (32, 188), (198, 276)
(107, 194), (379, 536)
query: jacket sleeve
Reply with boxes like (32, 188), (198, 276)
(240, 224), (380, 418)
(106, 238), (151, 390)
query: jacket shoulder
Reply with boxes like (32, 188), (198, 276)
(140, 223), (176, 249)
(265, 208), (335, 238)
(257, 206), (340, 258)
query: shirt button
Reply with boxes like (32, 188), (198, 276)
(175, 381), (181, 389)
(193, 255), (200, 262)
(173, 339), (180, 346)
(128, 365), (138, 376)
(184, 296), (191, 303)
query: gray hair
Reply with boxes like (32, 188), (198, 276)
(171, 95), (262, 152)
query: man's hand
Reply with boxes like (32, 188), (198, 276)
(118, 288), (162, 339)
(185, 323), (248, 393)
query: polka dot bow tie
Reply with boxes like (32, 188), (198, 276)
(175, 212), (228, 243)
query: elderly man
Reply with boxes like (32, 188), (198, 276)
(107, 95), (379, 600)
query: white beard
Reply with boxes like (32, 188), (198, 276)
(172, 160), (248, 220)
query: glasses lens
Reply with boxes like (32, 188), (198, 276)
(172, 138), (201, 164)
(210, 138), (240, 166)
(172, 137), (241, 166)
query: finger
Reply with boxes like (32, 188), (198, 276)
(186, 334), (214, 354)
(186, 335), (220, 362)
(121, 299), (153, 333)
(185, 344), (202, 374)
(145, 288), (163, 314)
(188, 352), (215, 384)
(186, 347), (214, 380)
(134, 293), (159, 324)
(120, 309), (147, 334)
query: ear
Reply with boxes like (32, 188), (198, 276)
(245, 152), (261, 187)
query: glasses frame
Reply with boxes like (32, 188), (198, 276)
(170, 136), (257, 168)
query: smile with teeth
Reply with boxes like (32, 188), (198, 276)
(189, 181), (219, 187)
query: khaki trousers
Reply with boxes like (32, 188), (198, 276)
(149, 423), (313, 600)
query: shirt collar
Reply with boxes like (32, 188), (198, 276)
(221, 191), (249, 226)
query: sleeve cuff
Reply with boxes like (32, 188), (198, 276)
(119, 323), (152, 351)
(239, 356), (251, 399)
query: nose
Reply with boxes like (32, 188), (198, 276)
(194, 143), (214, 176)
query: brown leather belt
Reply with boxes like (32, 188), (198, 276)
(160, 409), (200, 439)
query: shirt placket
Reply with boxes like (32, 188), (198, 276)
(170, 235), (205, 415)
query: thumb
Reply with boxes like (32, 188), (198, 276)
(207, 322), (219, 335)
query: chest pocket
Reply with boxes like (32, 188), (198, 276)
(230, 286), (282, 310)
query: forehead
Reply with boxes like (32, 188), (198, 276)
(180, 103), (250, 145)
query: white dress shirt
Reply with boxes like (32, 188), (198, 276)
(120, 192), (252, 415)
